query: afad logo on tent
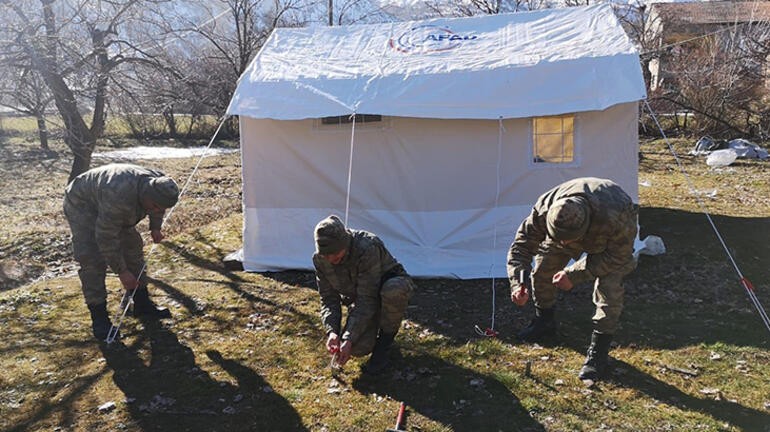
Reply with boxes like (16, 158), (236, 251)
(389, 24), (478, 54)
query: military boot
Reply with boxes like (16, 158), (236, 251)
(516, 307), (557, 342)
(361, 331), (396, 375)
(88, 302), (117, 341)
(132, 287), (172, 319)
(579, 331), (613, 381)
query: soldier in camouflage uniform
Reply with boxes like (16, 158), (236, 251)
(64, 163), (180, 341)
(507, 177), (638, 381)
(313, 215), (415, 375)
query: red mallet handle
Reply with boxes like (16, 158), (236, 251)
(394, 401), (405, 428)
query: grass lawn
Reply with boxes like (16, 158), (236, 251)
(1, 122), (769, 431)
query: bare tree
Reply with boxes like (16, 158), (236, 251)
(563, 0), (590, 7)
(131, 0), (313, 132)
(0, 0), (170, 182)
(334, 0), (395, 25)
(459, 0), (501, 15)
(100, 0), (398, 141)
(420, 0), (548, 18)
(0, 65), (53, 149)
(175, 0), (304, 101)
(612, 2), (662, 90)
(655, 24), (770, 138)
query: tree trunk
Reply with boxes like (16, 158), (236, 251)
(69, 149), (92, 184)
(35, 113), (49, 150)
(186, 114), (197, 138)
(162, 107), (177, 138)
(44, 83), (96, 182)
(90, 28), (110, 139)
(37, 0), (96, 182)
(42, 72), (96, 183)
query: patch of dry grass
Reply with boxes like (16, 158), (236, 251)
(639, 138), (770, 217)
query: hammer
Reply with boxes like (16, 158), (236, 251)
(386, 401), (406, 432)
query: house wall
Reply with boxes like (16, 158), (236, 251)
(239, 102), (638, 278)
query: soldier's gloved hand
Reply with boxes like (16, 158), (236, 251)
(552, 270), (573, 291)
(326, 332), (340, 354)
(337, 340), (353, 366)
(511, 284), (529, 306)
(118, 270), (139, 291)
(150, 229), (164, 244)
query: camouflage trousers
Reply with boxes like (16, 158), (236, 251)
(347, 276), (415, 357)
(531, 252), (634, 334)
(65, 209), (146, 307)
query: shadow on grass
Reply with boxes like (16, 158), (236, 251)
(258, 270), (316, 289)
(163, 235), (245, 284)
(160, 239), (316, 322)
(147, 276), (205, 317)
(100, 321), (307, 431)
(619, 302), (770, 350)
(149, 272), (320, 337)
(206, 349), (310, 431)
(520, 294), (770, 352)
(636, 207), (770, 304)
(150, 237), (322, 350)
(512, 304), (770, 430)
(406, 279), (537, 345)
(4, 343), (108, 432)
(6, 357), (109, 432)
(607, 359), (770, 430)
(352, 353), (544, 432)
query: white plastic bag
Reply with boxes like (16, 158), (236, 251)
(634, 235), (666, 259)
(706, 149), (738, 167)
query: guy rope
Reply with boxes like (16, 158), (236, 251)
(643, 100), (770, 336)
(474, 117), (506, 338)
(105, 115), (230, 344)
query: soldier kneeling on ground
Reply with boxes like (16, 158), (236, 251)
(313, 215), (416, 375)
(64, 163), (180, 342)
(507, 177), (638, 382)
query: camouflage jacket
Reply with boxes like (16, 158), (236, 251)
(313, 230), (407, 343)
(64, 164), (167, 274)
(507, 177), (638, 286)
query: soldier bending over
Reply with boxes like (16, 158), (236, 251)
(64, 163), (179, 341)
(507, 177), (638, 381)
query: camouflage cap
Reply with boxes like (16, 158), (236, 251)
(145, 176), (180, 208)
(546, 196), (590, 241)
(314, 215), (350, 255)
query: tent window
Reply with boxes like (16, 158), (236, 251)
(321, 114), (382, 126)
(532, 114), (574, 163)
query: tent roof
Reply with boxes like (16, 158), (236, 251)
(227, 4), (646, 120)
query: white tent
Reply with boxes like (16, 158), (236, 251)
(227, 4), (647, 278)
